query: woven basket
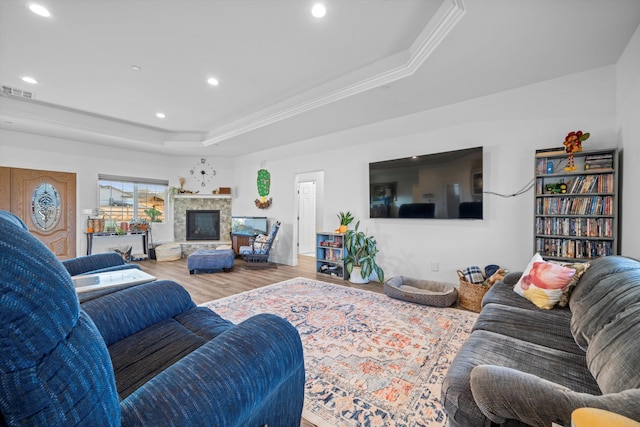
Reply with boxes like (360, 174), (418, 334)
(457, 270), (492, 313)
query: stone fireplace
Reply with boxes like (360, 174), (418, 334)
(173, 195), (231, 244)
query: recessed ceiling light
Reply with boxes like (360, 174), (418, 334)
(311, 3), (326, 18)
(21, 76), (39, 84)
(28, 4), (51, 17)
(156, 112), (166, 119)
(131, 65), (142, 71)
(207, 77), (219, 86)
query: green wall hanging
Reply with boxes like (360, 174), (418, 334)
(255, 168), (272, 209)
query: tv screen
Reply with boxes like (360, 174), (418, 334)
(231, 216), (268, 235)
(369, 147), (483, 219)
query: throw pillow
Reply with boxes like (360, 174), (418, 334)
(484, 268), (508, 286)
(253, 234), (270, 252)
(556, 261), (590, 307)
(513, 253), (576, 309)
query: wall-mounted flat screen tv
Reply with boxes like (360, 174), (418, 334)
(231, 216), (268, 235)
(369, 147), (483, 219)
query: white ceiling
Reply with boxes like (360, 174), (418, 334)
(1, 0), (639, 157)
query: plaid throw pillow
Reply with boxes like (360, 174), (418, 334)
(462, 266), (485, 284)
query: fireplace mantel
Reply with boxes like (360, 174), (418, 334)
(174, 194), (231, 199)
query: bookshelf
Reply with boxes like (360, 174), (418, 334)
(534, 148), (618, 261)
(316, 232), (347, 279)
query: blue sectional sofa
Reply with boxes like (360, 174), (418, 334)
(0, 210), (305, 426)
(62, 252), (141, 276)
(62, 252), (143, 302)
(442, 255), (640, 426)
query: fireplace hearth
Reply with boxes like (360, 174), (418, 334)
(186, 210), (220, 241)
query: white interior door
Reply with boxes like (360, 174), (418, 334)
(298, 181), (316, 254)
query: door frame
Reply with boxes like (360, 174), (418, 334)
(297, 180), (316, 255)
(292, 171), (324, 266)
(0, 166), (77, 259)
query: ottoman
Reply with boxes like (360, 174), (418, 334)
(384, 276), (458, 307)
(187, 249), (235, 274)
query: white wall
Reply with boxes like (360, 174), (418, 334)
(0, 131), (235, 255)
(617, 23), (640, 260)
(0, 65), (626, 278)
(233, 65), (619, 282)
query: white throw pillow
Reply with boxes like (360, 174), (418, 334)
(513, 253), (576, 309)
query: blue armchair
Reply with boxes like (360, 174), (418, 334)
(0, 210), (305, 426)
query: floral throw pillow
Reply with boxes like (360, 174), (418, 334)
(513, 253), (576, 309)
(253, 234), (270, 252)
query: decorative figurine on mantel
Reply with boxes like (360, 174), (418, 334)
(563, 130), (590, 171)
(178, 177), (198, 194)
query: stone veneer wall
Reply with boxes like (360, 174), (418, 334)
(173, 196), (232, 244)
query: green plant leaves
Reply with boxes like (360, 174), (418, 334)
(337, 211), (354, 226)
(342, 220), (384, 282)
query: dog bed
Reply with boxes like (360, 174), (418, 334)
(384, 276), (458, 307)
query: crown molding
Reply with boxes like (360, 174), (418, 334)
(0, 94), (207, 147)
(201, 0), (466, 146)
(1, 0), (465, 152)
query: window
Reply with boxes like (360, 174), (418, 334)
(98, 175), (168, 223)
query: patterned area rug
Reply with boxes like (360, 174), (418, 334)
(203, 277), (478, 427)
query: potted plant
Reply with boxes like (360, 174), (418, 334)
(335, 211), (354, 233)
(343, 220), (384, 284)
(143, 206), (162, 259)
(144, 205), (162, 223)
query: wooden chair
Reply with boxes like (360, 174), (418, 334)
(239, 221), (281, 268)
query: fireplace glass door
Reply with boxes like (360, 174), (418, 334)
(186, 210), (220, 240)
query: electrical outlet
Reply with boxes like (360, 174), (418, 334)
(82, 209), (94, 215)
(431, 261), (439, 272)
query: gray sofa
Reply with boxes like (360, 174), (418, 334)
(442, 255), (640, 426)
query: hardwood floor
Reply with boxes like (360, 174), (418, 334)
(131, 254), (384, 427)
(132, 254), (385, 305)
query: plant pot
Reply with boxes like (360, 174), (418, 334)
(349, 266), (370, 284)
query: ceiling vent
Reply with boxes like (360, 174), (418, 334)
(1, 85), (35, 99)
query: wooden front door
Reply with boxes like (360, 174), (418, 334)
(0, 167), (76, 259)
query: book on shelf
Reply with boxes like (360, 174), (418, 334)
(584, 153), (614, 170)
(585, 153), (613, 161)
(564, 174), (613, 194)
(537, 196), (613, 216)
(584, 163), (613, 171)
(535, 147), (567, 157)
(535, 217), (613, 238)
(535, 237), (613, 259)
